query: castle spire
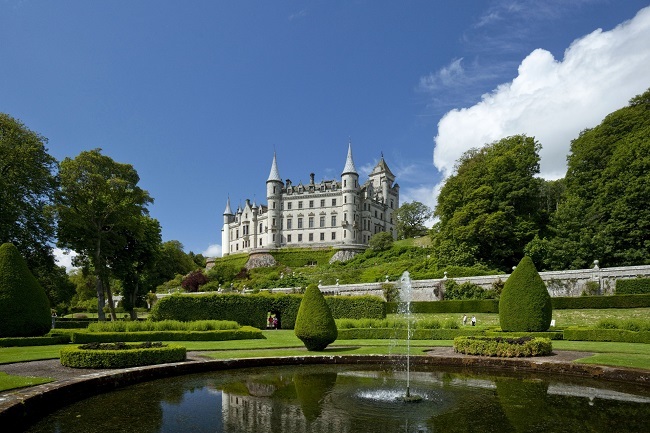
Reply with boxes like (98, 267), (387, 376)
(223, 196), (233, 215)
(341, 141), (358, 176)
(267, 152), (282, 182)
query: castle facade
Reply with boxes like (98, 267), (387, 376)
(221, 144), (399, 256)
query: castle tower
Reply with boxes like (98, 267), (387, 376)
(266, 152), (283, 248)
(368, 154), (399, 239)
(221, 197), (234, 256)
(341, 142), (360, 245)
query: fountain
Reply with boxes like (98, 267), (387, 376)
(398, 270), (422, 402)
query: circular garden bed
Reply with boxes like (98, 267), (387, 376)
(60, 342), (186, 369)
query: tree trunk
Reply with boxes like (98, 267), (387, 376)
(128, 279), (139, 321)
(105, 278), (118, 321)
(95, 275), (106, 322)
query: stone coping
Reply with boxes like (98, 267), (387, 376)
(1, 351), (649, 431)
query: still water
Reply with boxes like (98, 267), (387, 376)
(27, 364), (650, 433)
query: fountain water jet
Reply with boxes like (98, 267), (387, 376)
(399, 271), (422, 403)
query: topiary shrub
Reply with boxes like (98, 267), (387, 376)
(499, 256), (552, 332)
(294, 284), (337, 351)
(0, 243), (51, 337)
(60, 342), (186, 368)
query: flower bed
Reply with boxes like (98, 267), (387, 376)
(453, 336), (552, 357)
(60, 342), (186, 368)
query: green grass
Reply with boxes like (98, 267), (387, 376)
(0, 372), (53, 391)
(0, 345), (70, 364)
(574, 353), (650, 369)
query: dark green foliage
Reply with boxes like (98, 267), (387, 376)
(69, 327), (263, 343)
(294, 284), (338, 351)
(551, 294), (650, 309)
(616, 278), (650, 294)
(595, 318), (650, 331)
(563, 327), (650, 343)
(368, 231), (394, 251)
(325, 295), (385, 319)
(60, 343), (186, 368)
(499, 256), (552, 332)
(394, 201), (433, 239)
(0, 335), (69, 347)
(0, 243), (51, 337)
(293, 373), (338, 422)
(337, 328), (475, 340)
(51, 320), (92, 329)
(386, 299), (500, 314)
(453, 336), (552, 357)
(444, 279), (496, 300)
(181, 269), (208, 292)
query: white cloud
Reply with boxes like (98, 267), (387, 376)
(434, 6), (650, 181)
(202, 244), (223, 258)
(53, 248), (78, 272)
(419, 58), (465, 91)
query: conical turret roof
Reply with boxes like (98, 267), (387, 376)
(267, 152), (282, 182)
(223, 196), (233, 215)
(341, 142), (358, 176)
(370, 154), (395, 180)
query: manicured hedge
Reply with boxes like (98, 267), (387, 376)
(0, 335), (70, 347)
(563, 327), (650, 344)
(551, 294), (650, 309)
(294, 284), (338, 351)
(69, 326), (263, 343)
(484, 331), (563, 341)
(150, 293), (385, 329)
(616, 278), (650, 295)
(453, 336), (552, 357)
(60, 343), (186, 368)
(386, 299), (499, 314)
(53, 320), (93, 329)
(337, 328), (477, 340)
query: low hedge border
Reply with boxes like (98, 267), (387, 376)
(53, 320), (93, 329)
(60, 343), (186, 368)
(386, 299), (499, 314)
(337, 328), (478, 340)
(453, 336), (552, 357)
(551, 294), (650, 309)
(484, 331), (564, 341)
(0, 335), (70, 347)
(69, 326), (263, 343)
(563, 327), (650, 344)
(615, 278), (650, 295)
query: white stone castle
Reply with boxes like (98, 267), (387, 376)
(221, 143), (399, 256)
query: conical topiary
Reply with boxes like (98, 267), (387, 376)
(499, 256), (552, 332)
(0, 243), (51, 337)
(294, 284), (338, 351)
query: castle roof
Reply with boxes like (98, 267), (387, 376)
(370, 155), (395, 180)
(341, 142), (358, 176)
(223, 196), (233, 215)
(267, 152), (282, 182)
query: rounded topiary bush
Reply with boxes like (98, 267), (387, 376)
(499, 256), (552, 332)
(60, 342), (187, 368)
(294, 284), (338, 351)
(0, 243), (51, 337)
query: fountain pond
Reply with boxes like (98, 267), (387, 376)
(26, 363), (650, 433)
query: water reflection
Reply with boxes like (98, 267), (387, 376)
(27, 365), (650, 433)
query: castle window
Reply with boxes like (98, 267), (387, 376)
(309, 217), (314, 228)
(298, 201), (303, 209)
(331, 232), (336, 240)
(272, 218), (276, 227)
(320, 199), (325, 207)
(287, 235), (292, 242)
(287, 202), (292, 210)
(331, 215), (336, 226)
(320, 233), (325, 241)
(309, 233), (313, 241)
(272, 234), (276, 242)
(344, 180), (347, 187)
(319, 216), (325, 227)
(287, 218), (292, 229)
(259, 223), (263, 233)
(272, 202), (276, 209)
(390, 199), (394, 209)
(298, 218), (303, 228)
(298, 234), (302, 242)
(273, 186), (276, 193)
(332, 199), (337, 206)
(309, 200), (314, 208)
(236, 229), (239, 238)
(344, 196), (347, 204)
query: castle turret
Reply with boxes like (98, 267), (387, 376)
(266, 152), (283, 248)
(221, 197), (234, 256)
(341, 142), (360, 244)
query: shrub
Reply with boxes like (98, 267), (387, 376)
(337, 328), (477, 340)
(87, 319), (240, 333)
(616, 278), (650, 295)
(60, 343), (186, 368)
(0, 335), (70, 347)
(444, 280), (489, 300)
(582, 281), (600, 296)
(294, 284), (338, 351)
(386, 299), (499, 314)
(0, 243), (51, 337)
(368, 232), (394, 251)
(326, 295), (385, 320)
(181, 270), (208, 292)
(499, 256), (552, 332)
(453, 336), (552, 357)
(563, 327), (650, 344)
(69, 326), (263, 343)
(551, 294), (650, 309)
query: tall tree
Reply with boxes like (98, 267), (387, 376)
(0, 113), (58, 274)
(394, 201), (433, 239)
(55, 149), (153, 321)
(432, 135), (544, 271)
(148, 240), (198, 290)
(545, 89), (650, 269)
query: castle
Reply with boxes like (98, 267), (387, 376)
(221, 144), (399, 256)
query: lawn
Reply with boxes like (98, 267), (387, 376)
(0, 372), (53, 392)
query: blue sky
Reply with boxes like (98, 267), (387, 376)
(1, 1), (649, 264)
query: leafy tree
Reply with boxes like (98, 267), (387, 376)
(543, 89), (650, 269)
(432, 135), (544, 271)
(368, 231), (394, 251)
(294, 283), (338, 351)
(0, 113), (59, 285)
(149, 241), (198, 290)
(499, 256), (552, 332)
(394, 201), (433, 239)
(0, 243), (51, 337)
(181, 269), (208, 292)
(55, 149), (153, 321)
